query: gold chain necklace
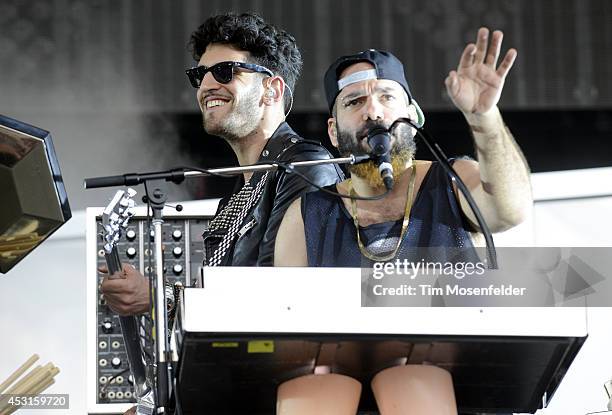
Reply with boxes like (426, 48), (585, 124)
(348, 164), (417, 262)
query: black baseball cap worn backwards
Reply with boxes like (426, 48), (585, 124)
(324, 49), (413, 113)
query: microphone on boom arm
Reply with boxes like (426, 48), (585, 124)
(366, 126), (394, 190)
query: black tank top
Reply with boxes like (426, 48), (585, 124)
(301, 161), (478, 267)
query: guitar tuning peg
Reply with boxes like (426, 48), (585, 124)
(127, 188), (137, 197)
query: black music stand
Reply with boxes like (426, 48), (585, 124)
(0, 114), (71, 274)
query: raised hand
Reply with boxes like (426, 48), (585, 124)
(445, 27), (517, 115)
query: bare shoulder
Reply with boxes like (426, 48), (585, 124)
(452, 157), (479, 172)
(414, 159), (433, 175)
(274, 198), (307, 266)
(450, 158), (481, 188)
(283, 198), (302, 221)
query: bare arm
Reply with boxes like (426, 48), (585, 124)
(445, 28), (532, 232)
(453, 110), (532, 232)
(274, 198), (308, 266)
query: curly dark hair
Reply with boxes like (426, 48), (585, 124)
(189, 12), (302, 108)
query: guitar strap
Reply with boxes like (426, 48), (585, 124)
(203, 171), (269, 266)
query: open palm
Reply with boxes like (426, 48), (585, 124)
(445, 28), (517, 115)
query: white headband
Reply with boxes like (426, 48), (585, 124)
(337, 69), (378, 90)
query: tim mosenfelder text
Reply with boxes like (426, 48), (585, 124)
(369, 259), (527, 297)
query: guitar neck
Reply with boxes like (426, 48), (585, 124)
(104, 247), (122, 276)
(103, 246), (152, 402)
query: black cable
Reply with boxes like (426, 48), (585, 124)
(139, 331), (153, 345)
(100, 368), (130, 394)
(172, 373), (183, 415)
(183, 163), (391, 201)
(390, 117), (498, 269)
(138, 316), (154, 341)
(139, 344), (153, 361)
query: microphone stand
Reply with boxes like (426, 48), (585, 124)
(145, 181), (171, 413)
(83, 155), (369, 189)
(84, 154), (368, 414)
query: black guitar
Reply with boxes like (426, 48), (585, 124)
(102, 189), (155, 414)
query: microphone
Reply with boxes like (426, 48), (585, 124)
(366, 126), (394, 190)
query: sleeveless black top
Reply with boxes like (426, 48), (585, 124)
(301, 161), (477, 267)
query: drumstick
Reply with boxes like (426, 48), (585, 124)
(28, 376), (55, 397)
(0, 354), (39, 393)
(12, 364), (52, 395)
(22, 366), (59, 396)
(2, 378), (57, 415)
(24, 367), (59, 395)
(0, 364), (59, 413)
(3, 365), (41, 394)
(0, 356), (40, 413)
(0, 365), (42, 411)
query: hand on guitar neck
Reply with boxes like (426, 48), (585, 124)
(99, 263), (150, 316)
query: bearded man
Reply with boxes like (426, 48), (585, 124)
(274, 28), (532, 267)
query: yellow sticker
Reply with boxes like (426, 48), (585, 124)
(211, 342), (239, 348)
(247, 340), (274, 353)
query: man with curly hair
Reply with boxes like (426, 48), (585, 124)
(186, 12), (342, 267)
(100, 13), (342, 314)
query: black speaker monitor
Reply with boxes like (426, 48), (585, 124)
(0, 114), (71, 274)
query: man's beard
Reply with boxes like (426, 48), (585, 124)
(337, 119), (416, 188)
(202, 85), (262, 141)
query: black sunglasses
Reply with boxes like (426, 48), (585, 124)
(185, 61), (274, 88)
